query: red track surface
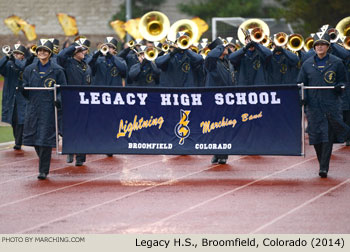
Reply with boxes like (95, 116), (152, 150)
(0, 140), (349, 234)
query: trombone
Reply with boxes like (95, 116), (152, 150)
(127, 40), (135, 48)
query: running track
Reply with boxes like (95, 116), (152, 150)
(0, 140), (349, 234)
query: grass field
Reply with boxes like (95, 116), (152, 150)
(0, 126), (13, 143)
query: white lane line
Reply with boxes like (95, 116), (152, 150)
(16, 156), (246, 234)
(0, 156), (173, 209)
(119, 145), (346, 233)
(250, 178), (350, 234)
(135, 158), (318, 229)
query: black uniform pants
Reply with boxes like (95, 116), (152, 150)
(214, 154), (229, 160)
(11, 103), (23, 146)
(34, 146), (52, 174)
(75, 154), (86, 162)
(343, 110), (350, 127)
(313, 121), (335, 173)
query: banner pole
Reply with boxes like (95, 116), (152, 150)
(301, 83), (305, 157)
(54, 84), (60, 155)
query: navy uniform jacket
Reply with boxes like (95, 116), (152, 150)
(22, 60), (67, 147)
(50, 54), (58, 65)
(229, 42), (272, 86)
(297, 53), (350, 145)
(302, 45), (350, 110)
(205, 45), (235, 87)
(128, 60), (160, 87)
(344, 52), (350, 110)
(89, 53), (127, 86)
(0, 56), (27, 124)
(330, 45), (350, 111)
(155, 49), (203, 87)
(57, 45), (92, 86)
(266, 48), (299, 84)
(193, 63), (206, 87)
(125, 50), (139, 85)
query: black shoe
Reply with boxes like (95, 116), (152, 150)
(75, 160), (84, 166)
(106, 154), (113, 157)
(211, 156), (218, 164)
(346, 140), (350, 146)
(218, 158), (227, 164)
(66, 154), (73, 163)
(37, 173), (47, 180)
(13, 145), (21, 150)
(319, 170), (328, 178)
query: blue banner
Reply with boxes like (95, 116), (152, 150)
(61, 85), (302, 155)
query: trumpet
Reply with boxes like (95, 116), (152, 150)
(162, 43), (170, 52)
(29, 45), (37, 55)
(2, 45), (12, 56)
(144, 46), (158, 61)
(168, 19), (199, 47)
(287, 34), (304, 52)
(328, 28), (340, 43)
(304, 35), (314, 52)
(100, 44), (109, 56)
(237, 18), (270, 45)
(274, 32), (288, 47)
(177, 33), (191, 49)
(190, 43), (199, 54)
(201, 47), (210, 59)
(250, 27), (265, 43)
(261, 35), (271, 48)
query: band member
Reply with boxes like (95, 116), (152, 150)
(229, 32), (272, 86)
(89, 37), (127, 86)
(49, 38), (60, 64)
(204, 38), (236, 164)
(266, 43), (299, 84)
(155, 32), (203, 87)
(344, 50), (350, 146)
(73, 37), (92, 64)
(20, 39), (67, 180)
(57, 42), (92, 166)
(128, 45), (161, 86)
(0, 44), (28, 150)
(205, 38), (235, 87)
(297, 32), (350, 178)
